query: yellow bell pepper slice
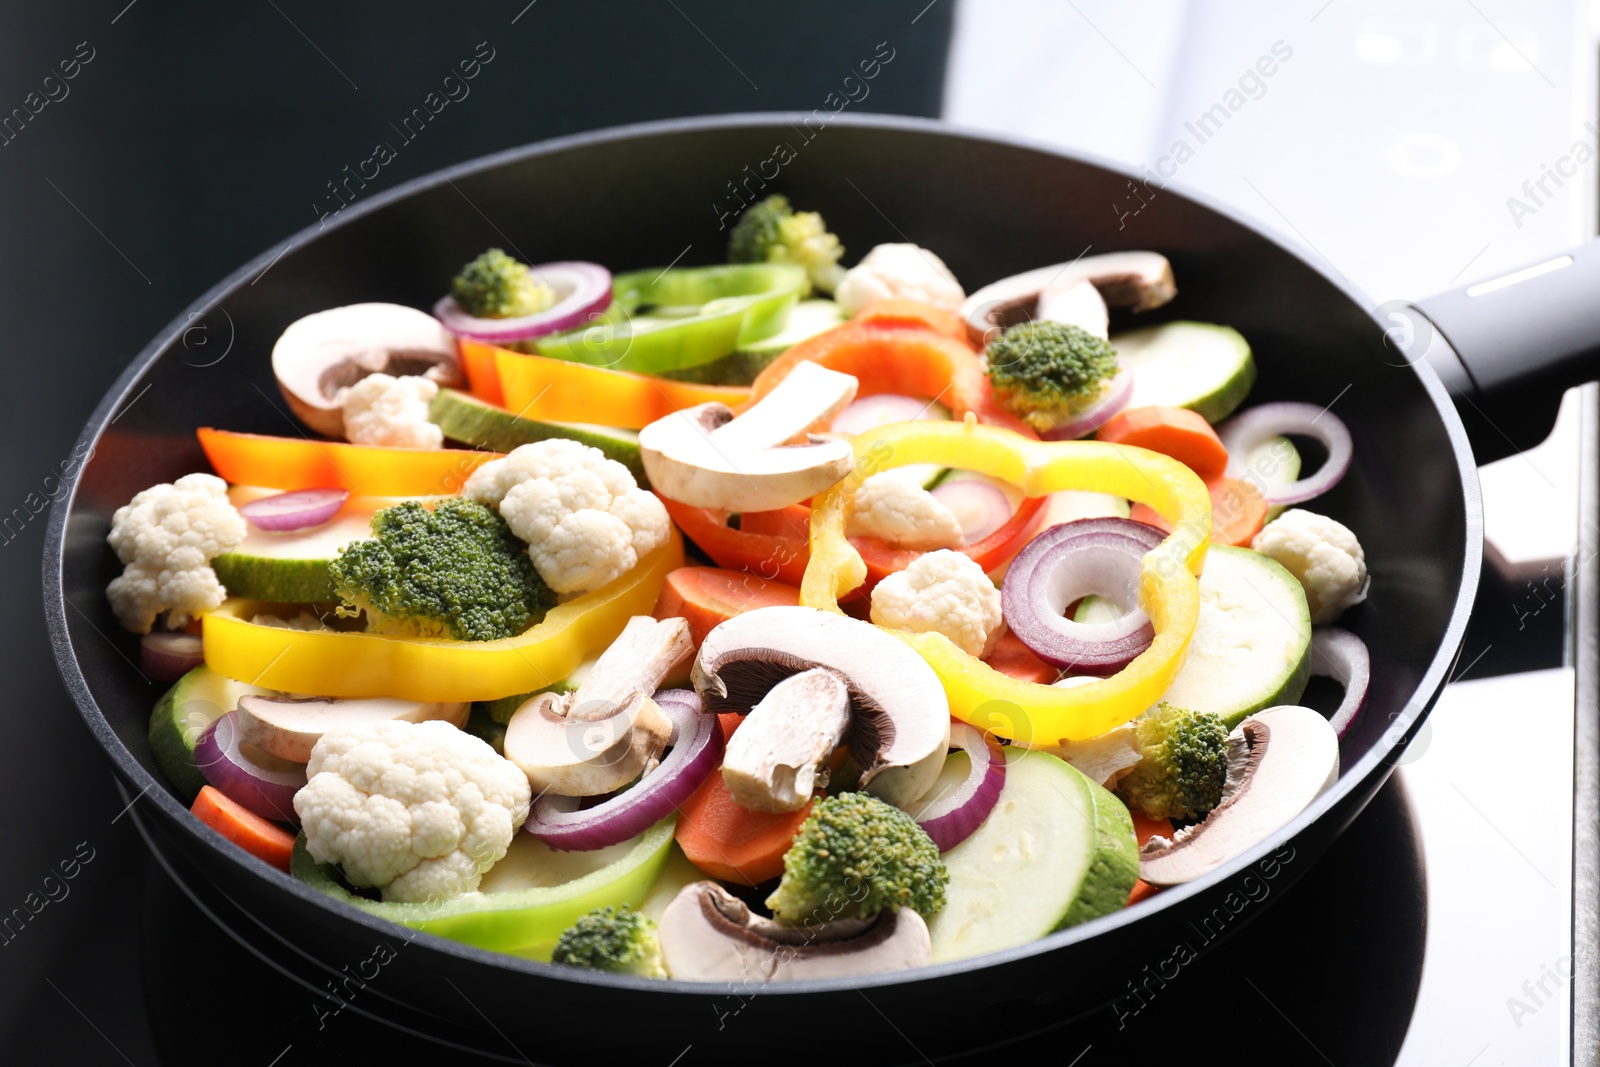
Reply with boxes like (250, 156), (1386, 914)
(202, 531), (683, 701)
(197, 428), (500, 497)
(489, 342), (750, 431)
(801, 420), (1211, 742)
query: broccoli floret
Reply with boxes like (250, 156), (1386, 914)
(984, 321), (1119, 433)
(1113, 702), (1229, 822)
(451, 247), (556, 319)
(328, 498), (554, 642)
(552, 906), (666, 978)
(765, 792), (947, 923)
(727, 194), (845, 295)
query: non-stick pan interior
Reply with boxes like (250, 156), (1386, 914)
(49, 115), (1476, 1027)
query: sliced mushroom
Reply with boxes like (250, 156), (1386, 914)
(638, 360), (858, 512)
(235, 695), (469, 762)
(272, 303), (460, 438)
(960, 251), (1177, 347)
(1035, 277), (1111, 339)
(658, 881), (932, 982)
(504, 616), (692, 795)
(722, 667), (852, 813)
(692, 606), (950, 809)
(1138, 705), (1339, 887)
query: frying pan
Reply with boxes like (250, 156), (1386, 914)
(43, 114), (1593, 1063)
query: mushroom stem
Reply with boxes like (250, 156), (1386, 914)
(566, 616), (693, 723)
(960, 251), (1176, 347)
(721, 667), (852, 813)
(503, 616), (691, 796)
(1036, 277), (1110, 339)
(658, 881), (932, 981)
(639, 361), (859, 512)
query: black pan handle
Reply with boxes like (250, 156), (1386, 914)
(1411, 238), (1600, 464)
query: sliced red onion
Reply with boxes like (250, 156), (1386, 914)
(525, 689), (723, 851)
(433, 261), (613, 344)
(829, 393), (947, 436)
(1217, 402), (1353, 507)
(912, 723), (1006, 852)
(142, 631), (204, 682)
(238, 488), (349, 532)
(931, 478), (1013, 544)
(1311, 627), (1370, 738)
(1000, 518), (1164, 674)
(1037, 365), (1133, 441)
(195, 711), (306, 824)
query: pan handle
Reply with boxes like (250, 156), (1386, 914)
(1411, 238), (1600, 464)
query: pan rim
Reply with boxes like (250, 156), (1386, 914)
(42, 110), (1482, 997)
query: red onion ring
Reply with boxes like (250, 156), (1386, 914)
(195, 711), (306, 823)
(433, 261), (613, 344)
(1217, 402), (1353, 506)
(238, 488), (349, 532)
(1310, 627), (1370, 738)
(1000, 518), (1165, 674)
(830, 393), (945, 436)
(930, 478), (1013, 544)
(1036, 365), (1133, 441)
(142, 631), (204, 682)
(525, 689), (723, 851)
(913, 722), (1006, 852)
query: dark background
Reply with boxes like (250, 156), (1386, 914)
(0, 2), (952, 1060)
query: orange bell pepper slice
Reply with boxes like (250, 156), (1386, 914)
(459, 339), (506, 406)
(479, 340), (750, 431)
(659, 492), (1046, 598)
(197, 429), (499, 496)
(745, 322), (1035, 437)
(849, 300), (970, 343)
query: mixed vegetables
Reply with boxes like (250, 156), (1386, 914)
(110, 194), (1372, 981)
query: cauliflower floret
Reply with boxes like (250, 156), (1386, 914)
(105, 472), (246, 633)
(1250, 508), (1369, 624)
(341, 373), (443, 449)
(464, 438), (670, 594)
(870, 549), (1002, 657)
(833, 243), (965, 315)
(294, 719), (532, 904)
(848, 470), (964, 550)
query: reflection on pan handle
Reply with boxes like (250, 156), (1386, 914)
(1409, 238), (1600, 464)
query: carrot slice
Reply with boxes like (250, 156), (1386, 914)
(192, 785), (294, 872)
(653, 566), (803, 648)
(1130, 476), (1266, 547)
(746, 322), (1035, 437)
(1127, 812), (1173, 906)
(738, 505), (811, 542)
(851, 300), (970, 344)
(983, 629), (1059, 685)
(458, 338), (505, 406)
(675, 768), (811, 886)
(1096, 406), (1229, 482)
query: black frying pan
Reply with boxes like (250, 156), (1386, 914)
(43, 114), (1591, 1063)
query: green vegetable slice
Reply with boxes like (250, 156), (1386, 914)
(1115, 321), (1256, 424)
(534, 264), (805, 375)
(429, 388), (646, 485)
(926, 748), (1136, 962)
(292, 817), (676, 959)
